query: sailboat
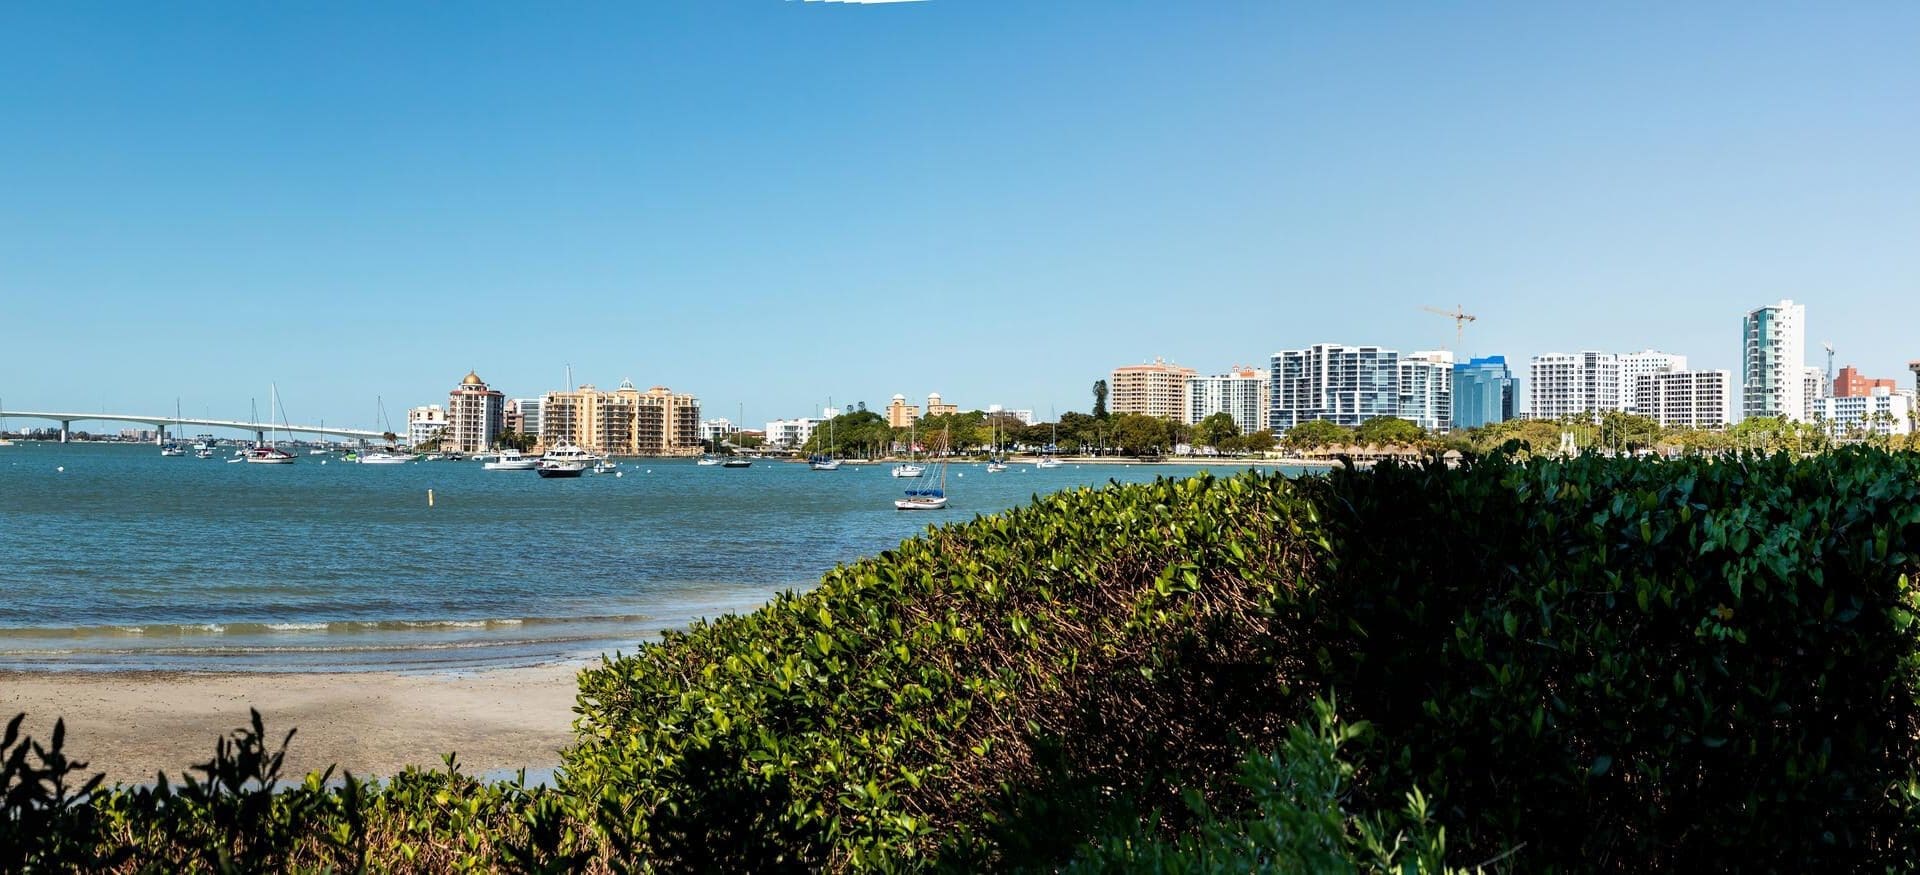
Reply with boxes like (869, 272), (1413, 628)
(246, 387), (296, 464)
(160, 399), (187, 456)
(896, 428), (949, 510)
(1034, 414), (1062, 468)
(359, 398), (414, 464)
(891, 420), (925, 478)
(717, 402), (752, 467)
(984, 415), (1007, 473)
(810, 398), (842, 471)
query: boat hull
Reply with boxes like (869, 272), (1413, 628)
(895, 497), (948, 510)
(483, 460), (540, 471)
(890, 465), (925, 478)
(537, 464), (586, 478)
(722, 460), (753, 468)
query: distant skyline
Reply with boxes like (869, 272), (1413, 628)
(3, 2), (1917, 430)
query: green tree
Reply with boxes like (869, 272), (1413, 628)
(1196, 412), (1241, 451)
(1092, 380), (1109, 420)
(1110, 413), (1174, 456)
(1283, 419), (1350, 451)
(1598, 411), (1663, 454)
(1241, 429), (1277, 454)
(1354, 417), (1424, 447)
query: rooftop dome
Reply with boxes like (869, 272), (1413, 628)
(461, 371), (484, 386)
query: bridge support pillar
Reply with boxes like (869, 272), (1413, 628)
(255, 430), (265, 445)
(156, 427), (167, 445)
(59, 421), (70, 443)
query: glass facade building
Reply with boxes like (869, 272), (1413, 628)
(1451, 356), (1516, 430)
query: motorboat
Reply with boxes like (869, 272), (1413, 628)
(160, 443), (187, 457)
(308, 447), (330, 456)
(195, 446), (215, 459)
(359, 449), (413, 465)
(890, 463), (925, 479)
(592, 458), (619, 475)
(986, 460), (1008, 473)
(1034, 457), (1062, 469)
(483, 449), (540, 471)
(539, 442), (594, 477)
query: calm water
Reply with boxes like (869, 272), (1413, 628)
(0, 442), (1295, 671)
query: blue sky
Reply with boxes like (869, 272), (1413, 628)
(2, 1), (1916, 429)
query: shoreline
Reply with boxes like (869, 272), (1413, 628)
(0, 661), (587, 785)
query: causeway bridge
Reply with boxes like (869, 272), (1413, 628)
(0, 410), (387, 444)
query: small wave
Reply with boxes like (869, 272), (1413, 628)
(265, 622), (329, 631)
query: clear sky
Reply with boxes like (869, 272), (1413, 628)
(2, 1), (1916, 430)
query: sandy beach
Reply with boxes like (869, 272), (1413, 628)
(0, 662), (585, 786)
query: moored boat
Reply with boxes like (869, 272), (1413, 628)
(483, 449), (540, 471)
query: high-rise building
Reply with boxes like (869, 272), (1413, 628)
(540, 381), (702, 456)
(504, 398), (543, 438)
(1634, 370), (1733, 431)
(1529, 352), (1622, 420)
(1398, 350), (1454, 434)
(1834, 366), (1898, 398)
(1187, 366), (1269, 436)
(407, 405), (446, 448)
(1110, 358), (1197, 420)
(1269, 344), (1404, 431)
(1742, 299), (1807, 422)
(1618, 350), (1687, 413)
(1803, 366), (1828, 423)
(886, 395), (919, 429)
(1452, 356), (1517, 430)
(446, 371), (505, 453)
(1820, 388), (1913, 440)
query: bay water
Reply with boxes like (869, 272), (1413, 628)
(0, 442), (1295, 671)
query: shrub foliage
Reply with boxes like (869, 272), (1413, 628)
(6, 449), (1920, 871)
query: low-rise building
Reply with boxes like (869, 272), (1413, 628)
(924, 393), (958, 418)
(986, 405), (1037, 427)
(1834, 366), (1898, 398)
(700, 418), (738, 445)
(407, 405), (447, 448)
(764, 418), (823, 449)
(1821, 387), (1914, 440)
(504, 397), (542, 438)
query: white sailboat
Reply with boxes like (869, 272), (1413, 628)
(896, 429), (949, 510)
(246, 387), (296, 464)
(810, 397), (842, 471)
(891, 421), (924, 478)
(1035, 415), (1062, 468)
(160, 399), (187, 456)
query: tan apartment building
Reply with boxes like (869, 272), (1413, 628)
(1110, 358), (1196, 419)
(925, 392), (958, 417)
(886, 394), (919, 429)
(540, 380), (703, 456)
(447, 371), (505, 453)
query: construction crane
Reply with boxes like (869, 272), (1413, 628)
(1421, 305), (1478, 349)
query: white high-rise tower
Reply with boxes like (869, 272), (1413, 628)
(1741, 299), (1807, 423)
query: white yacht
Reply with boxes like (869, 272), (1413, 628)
(483, 449), (540, 471)
(891, 463), (925, 479)
(359, 448), (413, 465)
(538, 442), (593, 478)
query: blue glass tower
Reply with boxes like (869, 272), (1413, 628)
(1452, 356), (1516, 430)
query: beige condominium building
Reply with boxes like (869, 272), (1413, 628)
(446, 371), (506, 453)
(1111, 357), (1197, 420)
(924, 392), (958, 417)
(886, 394), (920, 429)
(540, 380), (703, 456)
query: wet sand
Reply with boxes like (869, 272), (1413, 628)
(0, 662), (584, 785)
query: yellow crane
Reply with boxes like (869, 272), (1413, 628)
(1422, 304), (1477, 349)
